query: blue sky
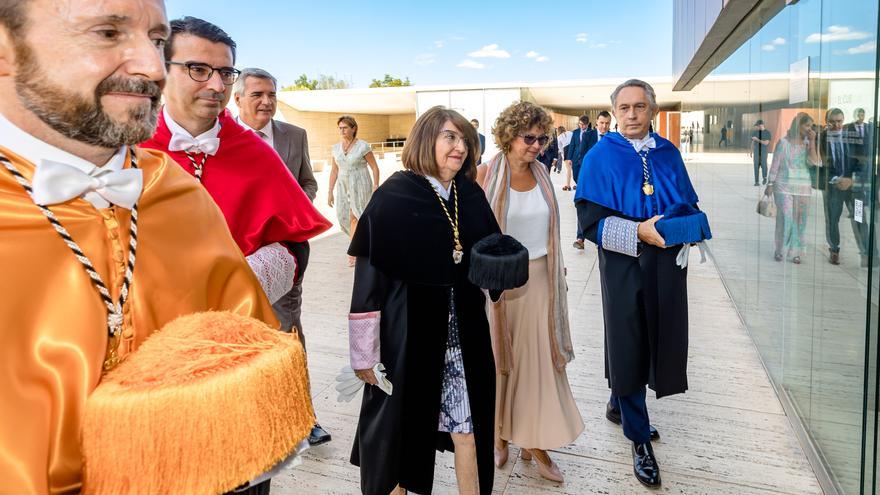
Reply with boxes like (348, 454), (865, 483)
(717, 0), (877, 74)
(165, 0), (673, 88)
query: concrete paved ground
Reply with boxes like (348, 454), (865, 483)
(271, 152), (823, 494)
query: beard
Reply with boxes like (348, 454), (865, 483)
(13, 42), (162, 148)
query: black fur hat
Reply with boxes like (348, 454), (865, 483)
(468, 233), (529, 291)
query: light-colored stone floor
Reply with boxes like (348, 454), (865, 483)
(271, 153), (823, 494)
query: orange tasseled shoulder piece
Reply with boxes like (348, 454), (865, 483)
(81, 311), (315, 495)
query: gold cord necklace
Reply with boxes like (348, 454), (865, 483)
(429, 179), (463, 264)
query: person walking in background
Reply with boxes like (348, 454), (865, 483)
(328, 115), (380, 267)
(719, 123), (729, 148)
(472, 118), (486, 165)
(556, 126), (571, 174)
(564, 115), (590, 193)
(537, 127), (559, 173)
(347, 106), (500, 495)
(572, 111), (612, 249)
(766, 113), (819, 264)
(562, 116), (589, 191)
(750, 120), (771, 186)
(820, 108), (871, 267)
(476, 101), (583, 483)
(234, 66), (331, 446)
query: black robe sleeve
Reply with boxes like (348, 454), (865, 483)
(351, 257), (390, 314)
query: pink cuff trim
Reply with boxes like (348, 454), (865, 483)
(349, 311), (380, 370)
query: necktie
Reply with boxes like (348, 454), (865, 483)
(256, 130), (268, 141)
(31, 159), (143, 209)
(168, 133), (220, 155)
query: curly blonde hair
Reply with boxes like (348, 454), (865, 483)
(492, 101), (553, 153)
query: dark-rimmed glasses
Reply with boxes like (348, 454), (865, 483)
(519, 134), (549, 146)
(167, 61), (241, 85)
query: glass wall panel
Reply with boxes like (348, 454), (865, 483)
(681, 0), (880, 492)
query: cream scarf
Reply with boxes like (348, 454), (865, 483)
(482, 152), (574, 373)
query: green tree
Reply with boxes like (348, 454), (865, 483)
(369, 74), (412, 88)
(281, 74), (350, 91)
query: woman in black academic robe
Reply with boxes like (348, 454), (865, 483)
(347, 106), (500, 495)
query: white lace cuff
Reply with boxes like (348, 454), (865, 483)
(246, 242), (296, 304)
(601, 217), (640, 257)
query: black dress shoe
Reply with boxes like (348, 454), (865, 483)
(308, 424), (332, 446)
(605, 402), (660, 440)
(632, 442), (661, 487)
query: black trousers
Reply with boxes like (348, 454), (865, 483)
(823, 186), (869, 255)
(753, 152), (768, 183)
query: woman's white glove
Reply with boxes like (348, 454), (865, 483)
(335, 364), (393, 402)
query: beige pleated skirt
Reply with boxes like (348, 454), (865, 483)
(495, 256), (584, 450)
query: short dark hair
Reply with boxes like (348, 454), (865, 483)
(470, 118), (479, 125)
(755, 119), (764, 126)
(597, 110), (611, 120)
(166, 16), (237, 64)
(578, 115), (590, 125)
(0, 1), (28, 38)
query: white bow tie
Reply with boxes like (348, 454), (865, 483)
(630, 136), (656, 153)
(167, 134), (220, 155)
(31, 160), (143, 209)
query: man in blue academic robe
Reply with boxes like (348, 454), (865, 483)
(575, 79), (701, 488)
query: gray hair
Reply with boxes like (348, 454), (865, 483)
(610, 79), (658, 110)
(233, 67), (278, 96)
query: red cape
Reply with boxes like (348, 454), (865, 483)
(142, 108), (331, 256)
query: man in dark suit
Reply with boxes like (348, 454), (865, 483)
(820, 107), (870, 267)
(571, 113), (611, 248)
(234, 67), (330, 446)
(471, 118), (486, 164)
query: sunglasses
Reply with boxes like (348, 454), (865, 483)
(519, 134), (550, 146)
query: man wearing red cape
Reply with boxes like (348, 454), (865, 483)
(140, 17), (331, 301)
(140, 17), (332, 495)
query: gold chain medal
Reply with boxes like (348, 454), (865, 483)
(642, 183), (654, 196)
(429, 179), (464, 264)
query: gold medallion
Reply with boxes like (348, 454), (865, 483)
(642, 183), (654, 196)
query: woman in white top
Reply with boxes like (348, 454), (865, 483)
(477, 102), (583, 483)
(329, 115), (380, 266)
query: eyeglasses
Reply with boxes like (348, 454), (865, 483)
(439, 130), (470, 147)
(167, 61), (241, 85)
(519, 134), (550, 146)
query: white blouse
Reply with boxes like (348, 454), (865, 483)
(507, 185), (550, 260)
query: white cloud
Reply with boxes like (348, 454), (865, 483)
(468, 43), (511, 58)
(457, 59), (485, 69)
(415, 53), (436, 66)
(525, 50), (539, 58)
(575, 32), (588, 43)
(843, 41), (877, 55)
(535, 56), (549, 62)
(761, 37), (787, 51)
(806, 25), (871, 43)
(434, 41), (445, 49)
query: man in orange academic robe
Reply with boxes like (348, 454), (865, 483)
(0, 1), (280, 493)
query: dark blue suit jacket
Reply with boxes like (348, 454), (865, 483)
(477, 133), (486, 164)
(572, 129), (599, 184)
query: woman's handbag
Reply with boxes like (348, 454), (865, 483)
(756, 193), (776, 217)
